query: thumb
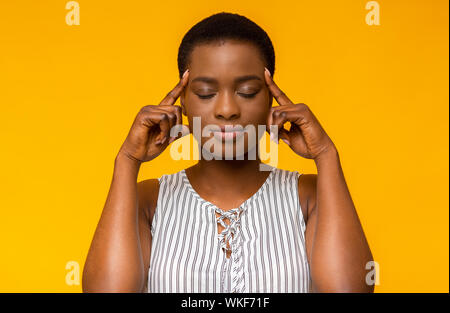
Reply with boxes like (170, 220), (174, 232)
(279, 128), (291, 146)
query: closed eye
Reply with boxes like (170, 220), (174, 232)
(196, 91), (259, 99)
(238, 91), (259, 98)
(196, 94), (215, 99)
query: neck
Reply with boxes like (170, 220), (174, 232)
(194, 158), (263, 181)
(187, 153), (271, 197)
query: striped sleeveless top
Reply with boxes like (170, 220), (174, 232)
(147, 166), (312, 293)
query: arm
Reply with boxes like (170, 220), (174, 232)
(138, 178), (159, 292)
(82, 70), (189, 292)
(304, 148), (374, 292)
(82, 153), (147, 292)
(263, 68), (373, 292)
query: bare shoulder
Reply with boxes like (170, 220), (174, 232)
(298, 173), (318, 224)
(137, 179), (160, 223)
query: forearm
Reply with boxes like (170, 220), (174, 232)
(82, 152), (144, 292)
(311, 147), (374, 292)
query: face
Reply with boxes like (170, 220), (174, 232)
(180, 40), (272, 158)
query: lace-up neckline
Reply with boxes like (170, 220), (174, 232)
(181, 167), (275, 292)
(181, 167), (275, 258)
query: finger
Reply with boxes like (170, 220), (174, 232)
(279, 128), (291, 145)
(157, 112), (171, 144)
(267, 108), (307, 143)
(139, 110), (167, 127)
(272, 109), (306, 130)
(141, 110), (172, 144)
(266, 105), (297, 128)
(271, 110), (289, 141)
(168, 124), (191, 144)
(142, 106), (177, 134)
(156, 105), (183, 142)
(266, 106), (290, 133)
(266, 107), (274, 134)
(266, 108), (284, 143)
(153, 107), (178, 131)
(272, 106), (308, 127)
(264, 67), (293, 106)
(159, 69), (190, 106)
(157, 105), (182, 128)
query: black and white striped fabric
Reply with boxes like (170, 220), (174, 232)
(148, 166), (312, 293)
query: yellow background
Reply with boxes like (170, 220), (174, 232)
(0, 0), (448, 292)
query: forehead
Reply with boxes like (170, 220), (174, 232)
(188, 40), (266, 77)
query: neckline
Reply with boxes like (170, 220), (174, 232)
(181, 165), (276, 211)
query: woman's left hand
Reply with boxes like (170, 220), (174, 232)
(264, 68), (336, 160)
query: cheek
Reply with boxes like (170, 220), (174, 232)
(186, 106), (209, 124)
(183, 99), (210, 131)
(184, 93), (206, 117)
(245, 97), (271, 124)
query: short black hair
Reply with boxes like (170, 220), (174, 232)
(177, 12), (275, 78)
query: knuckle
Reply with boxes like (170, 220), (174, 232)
(167, 113), (176, 122)
(137, 111), (148, 121)
(165, 105), (179, 114)
(139, 105), (156, 114)
(273, 110), (282, 117)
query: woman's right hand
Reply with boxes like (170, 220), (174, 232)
(118, 70), (190, 164)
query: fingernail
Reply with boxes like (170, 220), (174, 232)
(281, 139), (290, 146)
(265, 67), (271, 77)
(160, 136), (167, 144)
(182, 69), (189, 78)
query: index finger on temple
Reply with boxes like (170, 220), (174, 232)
(159, 69), (190, 106)
(264, 67), (293, 106)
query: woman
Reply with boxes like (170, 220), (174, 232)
(82, 12), (374, 293)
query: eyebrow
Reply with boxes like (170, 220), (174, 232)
(191, 75), (262, 84)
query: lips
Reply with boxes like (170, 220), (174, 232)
(213, 131), (243, 140)
(213, 125), (245, 141)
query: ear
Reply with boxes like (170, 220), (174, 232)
(180, 90), (187, 115)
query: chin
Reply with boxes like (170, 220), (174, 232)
(200, 135), (260, 160)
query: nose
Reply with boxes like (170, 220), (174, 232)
(214, 92), (241, 120)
